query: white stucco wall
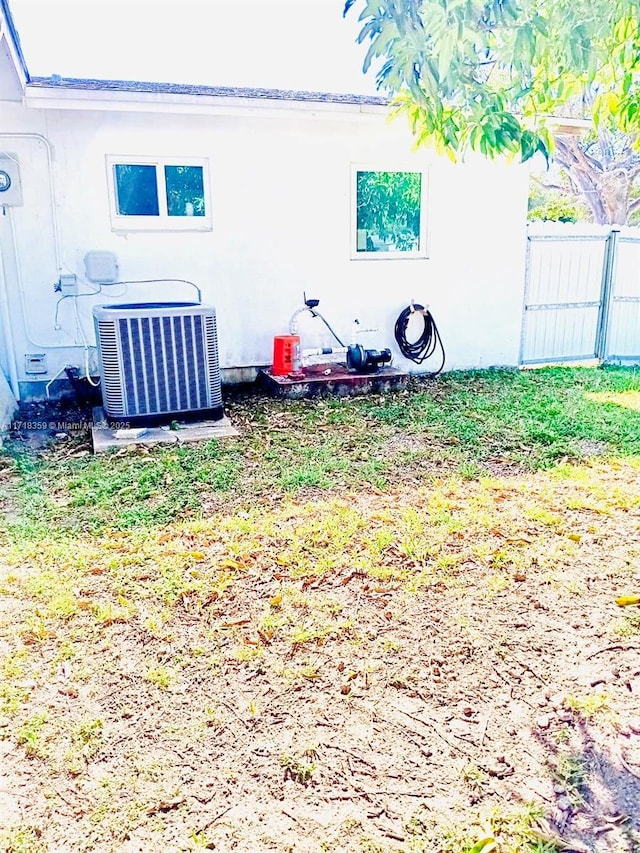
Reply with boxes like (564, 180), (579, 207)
(0, 97), (530, 395)
(0, 368), (17, 437)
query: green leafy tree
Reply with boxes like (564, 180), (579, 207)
(527, 182), (589, 223)
(356, 170), (422, 250)
(344, 0), (640, 223)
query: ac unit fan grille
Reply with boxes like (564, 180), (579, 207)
(97, 319), (125, 416)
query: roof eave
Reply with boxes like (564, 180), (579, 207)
(0, 0), (29, 85)
(24, 78), (391, 118)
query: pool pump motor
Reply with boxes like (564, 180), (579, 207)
(346, 343), (392, 373)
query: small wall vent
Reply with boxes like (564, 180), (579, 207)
(24, 353), (47, 375)
(93, 302), (223, 425)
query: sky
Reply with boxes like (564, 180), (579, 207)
(8, 0), (380, 95)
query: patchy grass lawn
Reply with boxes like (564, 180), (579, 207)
(1, 366), (640, 853)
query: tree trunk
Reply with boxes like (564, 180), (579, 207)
(597, 169), (632, 224)
(551, 134), (639, 225)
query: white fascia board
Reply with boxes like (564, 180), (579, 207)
(24, 85), (389, 122)
(0, 27), (28, 90)
(24, 85), (590, 131)
(0, 33), (26, 93)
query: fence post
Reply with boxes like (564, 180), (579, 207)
(518, 229), (532, 365)
(595, 227), (620, 361)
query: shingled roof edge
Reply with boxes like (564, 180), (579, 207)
(28, 75), (390, 107)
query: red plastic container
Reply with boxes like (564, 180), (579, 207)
(272, 335), (300, 375)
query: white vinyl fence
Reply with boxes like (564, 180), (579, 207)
(520, 223), (640, 365)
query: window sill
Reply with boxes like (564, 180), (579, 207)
(110, 217), (213, 233)
(350, 252), (429, 261)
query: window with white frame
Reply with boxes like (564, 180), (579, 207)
(106, 156), (212, 231)
(351, 166), (428, 259)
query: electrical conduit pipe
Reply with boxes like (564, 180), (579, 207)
(0, 132), (81, 351)
(0, 236), (19, 399)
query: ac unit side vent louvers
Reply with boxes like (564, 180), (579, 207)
(93, 303), (223, 426)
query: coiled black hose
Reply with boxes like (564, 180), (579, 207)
(394, 304), (445, 375)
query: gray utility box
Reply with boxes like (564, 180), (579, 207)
(0, 154), (23, 206)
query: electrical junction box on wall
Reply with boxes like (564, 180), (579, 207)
(84, 251), (119, 284)
(0, 154), (23, 206)
(59, 274), (78, 296)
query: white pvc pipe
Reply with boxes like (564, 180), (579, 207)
(44, 363), (69, 398)
(73, 297), (100, 386)
(0, 236), (20, 400)
(8, 207), (72, 349)
(301, 346), (347, 357)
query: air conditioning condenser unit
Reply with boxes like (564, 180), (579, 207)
(93, 302), (223, 425)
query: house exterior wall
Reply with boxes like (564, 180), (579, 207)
(0, 367), (17, 433)
(0, 97), (530, 397)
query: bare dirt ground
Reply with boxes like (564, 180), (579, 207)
(1, 453), (640, 852)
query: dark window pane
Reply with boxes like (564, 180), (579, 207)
(165, 165), (206, 217)
(114, 164), (159, 216)
(356, 170), (422, 253)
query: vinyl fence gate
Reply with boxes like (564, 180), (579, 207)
(520, 228), (640, 366)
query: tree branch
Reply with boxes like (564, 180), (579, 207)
(556, 134), (604, 174)
(535, 181), (573, 193)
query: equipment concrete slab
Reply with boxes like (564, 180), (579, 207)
(259, 365), (409, 399)
(91, 408), (239, 454)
